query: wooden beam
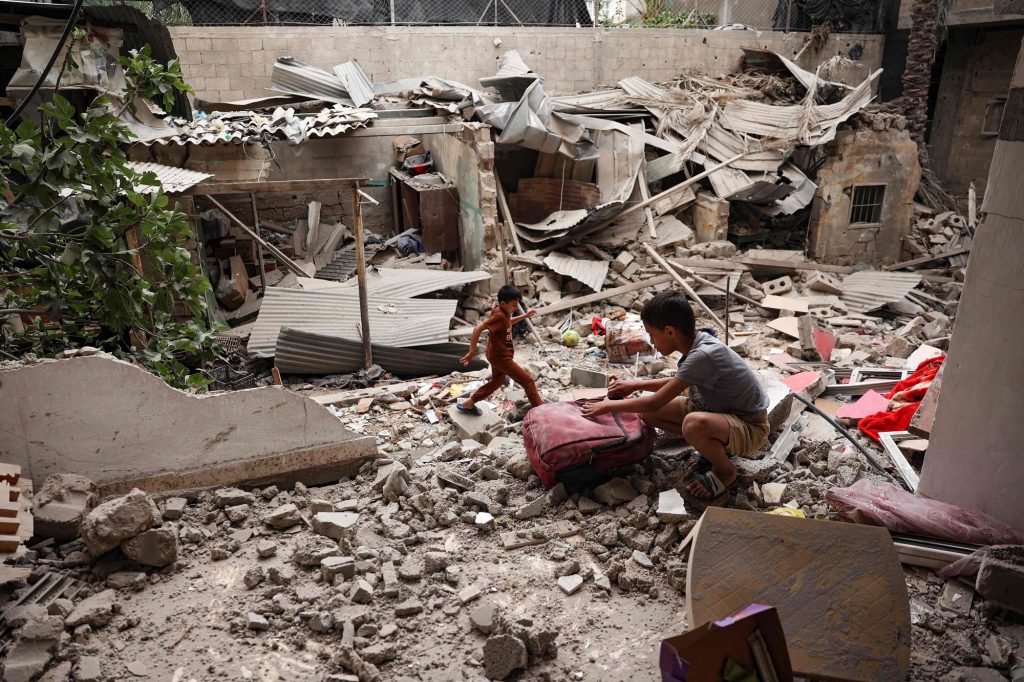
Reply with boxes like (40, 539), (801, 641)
(205, 196), (308, 277)
(346, 123), (464, 137)
(493, 169), (523, 256)
(637, 167), (657, 239)
(180, 178), (364, 196)
(451, 275), (675, 337)
(540, 152), (748, 255)
(667, 258), (761, 307)
(735, 256), (855, 274)
(643, 243), (725, 330)
(882, 246), (972, 272)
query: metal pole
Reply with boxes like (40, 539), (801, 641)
(249, 192), (267, 294)
(389, 0), (395, 25)
(352, 186), (373, 369)
(724, 275), (730, 347)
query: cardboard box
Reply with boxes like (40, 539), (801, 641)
(660, 604), (793, 682)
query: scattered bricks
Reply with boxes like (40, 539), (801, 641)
(4, 615), (63, 682)
(349, 579), (374, 604)
(735, 456), (782, 486)
(807, 271), (843, 295)
(470, 602), (496, 634)
(256, 540), (278, 558)
(214, 487), (255, 508)
(570, 366), (608, 388)
(557, 574), (584, 595)
(397, 562), (422, 582)
(247, 613), (270, 631)
(458, 585), (482, 604)
(423, 551), (450, 574)
(224, 504), (250, 524)
(612, 250), (634, 274)
(163, 497), (187, 521)
(762, 276), (794, 296)
(483, 634), (529, 681)
(511, 267), (530, 287)
(308, 612), (334, 633)
(66, 589), (117, 629)
(321, 556), (355, 583)
(436, 442), (462, 462)
(656, 489), (688, 523)
(461, 439), (485, 458)
(263, 503), (301, 530)
(394, 598), (423, 618)
(80, 488), (160, 557)
(465, 490), (496, 512)
(976, 546), (1024, 615)
(309, 498), (334, 514)
(33, 474), (98, 541)
(514, 495), (547, 520)
(120, 527), (178, 567)
(312, 512), (360, 540)
(503, 451), (534, 481)
(593, 478), (638, 506)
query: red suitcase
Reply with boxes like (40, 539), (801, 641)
(522, 400), (656, 489)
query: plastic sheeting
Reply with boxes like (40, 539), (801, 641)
(825, 479), (1024, 547)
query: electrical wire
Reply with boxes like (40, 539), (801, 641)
(5, 0), (86, 126)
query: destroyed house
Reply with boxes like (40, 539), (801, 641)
(2, 5), (1023, 682)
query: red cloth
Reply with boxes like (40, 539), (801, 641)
(857, 355), (945, 442)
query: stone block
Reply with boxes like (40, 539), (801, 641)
(33, 474), (98, 541)
(446, 404), (504, 444)
(976, 546), (1024, 615)
(755, 369), (795, 433)
(121, 527), (178, 567)
(312, 511), (360, 540)
(80, 488), (160, 557)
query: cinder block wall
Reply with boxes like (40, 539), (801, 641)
(169, 26), (884, 103)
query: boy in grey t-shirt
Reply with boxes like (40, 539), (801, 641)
(581, 290), (770, 500)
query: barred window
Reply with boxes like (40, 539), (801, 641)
(849, 184), (886, 225)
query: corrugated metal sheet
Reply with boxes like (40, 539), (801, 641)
(515, 201), (624, 244)
(127, 162), (212, 194)
(334, 60), (374, 108)
(316, 244), (382, 281)
(840, 271), (922, 313)
(543, 252), (609, 292)
(140, 105), (377, 147)
(247, 288), (458, 358)
(275, 327), (486, 377)
(271, 57), (353, 106)
(309, 266), (490, 296)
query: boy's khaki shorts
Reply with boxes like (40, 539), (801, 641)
(677, 397), (770, 458)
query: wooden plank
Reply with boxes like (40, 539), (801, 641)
(667, 259), (761, 307)
(642, 243), (725, 330)
(882, 246), (972, 271)
(493, 169), (523, 256)
(178, 178), (363, 196)
(525, 274), (675, 318)
(346, 123), (464, 137)
(0, 464), (21, 486)
(206, 197), (308, 277)
(735, 256), (855, 274)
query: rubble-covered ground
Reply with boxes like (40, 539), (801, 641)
(4, 232), (1023, 682)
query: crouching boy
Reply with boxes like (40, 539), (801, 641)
(581, 290), (770, 500)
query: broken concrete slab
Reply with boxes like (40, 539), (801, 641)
(656, 489), (688, 522)
(120, 527), (178, 567)
(483, 634), (528, 680)
(2, 615), (63, 682)
(470, 602), (496, 634)
(66, 589), (117, 629)
(557, 574), (584, 595)
(570, 366), (608, 388)
(593, 478), (638, 506)
(446, 403), (504, 444)
(263, 503), (301, 529)
(756, 370), (796, 432)
(0, 355), (375, 495)
(312, 512), (360, 540)
(940, 579), (974, 617)
(687, 507), (910, 681)
(33, 474), (98, 542)
(976, 546), (1024, 616)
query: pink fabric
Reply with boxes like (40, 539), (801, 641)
(825, 479), (1024, 546)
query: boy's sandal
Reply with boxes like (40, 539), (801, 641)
(456, 402), (481, 416)
(684, 452), (713, 474)
(688, 471), (730, 501)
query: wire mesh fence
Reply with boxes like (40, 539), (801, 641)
(91, 0), (882, 31)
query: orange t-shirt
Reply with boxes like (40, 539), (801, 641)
(483, 306), (514, 361)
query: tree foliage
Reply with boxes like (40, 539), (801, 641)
(0, 41), (217, 389)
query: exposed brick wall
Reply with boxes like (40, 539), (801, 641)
(168, 26), (884, 104)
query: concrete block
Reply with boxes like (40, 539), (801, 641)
(447, 404), (504, 444)
(755, 369), (795, 433)
(569, 366), (608, 388)
(612, 250), (634, 274)
(80, 489), (160, 557)
(33, 474), (98, 541)
(976, 546), (1024, 615)
(0, 355), (375, 496)
(312, 511), (360, 540)
(807, 272), (843, 295)
(762, 276), (794, 296)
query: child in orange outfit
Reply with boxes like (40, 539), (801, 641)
(457, 284), (544, 414)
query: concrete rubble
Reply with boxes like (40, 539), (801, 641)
(0, 37), (1014, 682)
